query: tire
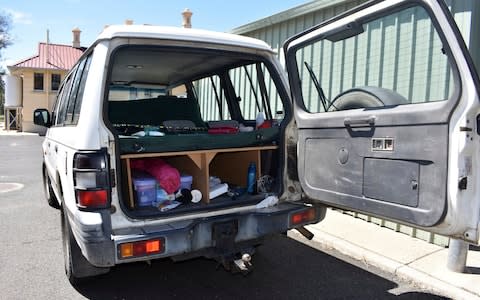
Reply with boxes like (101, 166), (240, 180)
(43, 167), (60, 209)
(61, 207), (109, 285)
(331, 86), (408, 111)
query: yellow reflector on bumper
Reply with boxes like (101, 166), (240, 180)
(120, 243), (133, 258)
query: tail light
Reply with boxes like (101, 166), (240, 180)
(118, 238), (165, 259)
(290, 208), (317, 226)
(73, 151), (111, 210)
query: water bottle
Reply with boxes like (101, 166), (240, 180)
(247, 162), (256, 194)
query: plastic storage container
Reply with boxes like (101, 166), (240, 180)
(133, 176), (157, 207)
(180, 174), (193, 190)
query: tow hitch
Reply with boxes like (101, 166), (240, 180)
(215, 251), (254, 275)
(233, 253), (253, 274)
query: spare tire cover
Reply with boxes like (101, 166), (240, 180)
(331, 86), (409, 110)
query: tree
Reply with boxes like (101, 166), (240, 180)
(0, 12), (12, 116)
(0, 13), (11, 53)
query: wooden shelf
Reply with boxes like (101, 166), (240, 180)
(121, 145), (278, 208)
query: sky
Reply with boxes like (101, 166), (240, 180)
(1, 0), (309, 71)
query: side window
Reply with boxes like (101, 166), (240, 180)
(170, 84), (187, 97)
(65, 58), (86, 125)
(65, 54), (92, 125)
(51, 83), (64, 124)
(296, 5), (454, 113)
(54, 72), (74, 126)
(229, 62), (284, 121)
(71, 55), (92, 124)
(194, 75), (231, 121)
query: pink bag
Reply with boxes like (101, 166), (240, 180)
(130, 158), (180, 194)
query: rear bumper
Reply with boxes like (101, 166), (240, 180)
(70, 202), (325, 267)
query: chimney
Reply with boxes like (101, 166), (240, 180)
(182, 8), (192, 28)
(125, 19), (133, 25)
(72, 27), (81, 48)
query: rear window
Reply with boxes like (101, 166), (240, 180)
(108, 85), (167, 101)
(106, 46), (285, 128)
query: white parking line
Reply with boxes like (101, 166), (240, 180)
(0, 183), (24, 193)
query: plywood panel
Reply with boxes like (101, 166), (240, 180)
(209, 150), (260, 188)
(164, 155), (208, 203)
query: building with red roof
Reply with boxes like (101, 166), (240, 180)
(5, 28), (84, 132)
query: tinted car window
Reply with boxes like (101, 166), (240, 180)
(55, 70), (75, 126)
(65, 56), (90, 125)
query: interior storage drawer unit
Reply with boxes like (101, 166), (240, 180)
(121, 145), (278, 209)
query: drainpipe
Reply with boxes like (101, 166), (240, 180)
(46, 30), (50, 111)
(46, 69), (50, 110)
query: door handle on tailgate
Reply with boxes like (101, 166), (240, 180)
(344, 116), (376, 126)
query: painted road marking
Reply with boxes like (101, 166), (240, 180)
(0, 183), (24, 193)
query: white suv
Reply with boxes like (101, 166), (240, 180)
(34, 0), (480, 284)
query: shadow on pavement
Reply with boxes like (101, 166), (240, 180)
(470, 244), (480, 251)
(467, 267), (480, 275)
(74, 235), (445, 300)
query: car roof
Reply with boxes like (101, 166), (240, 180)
(96, 25), (274, 53)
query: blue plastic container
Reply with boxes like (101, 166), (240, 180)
(180, 174), (193, 190)
(133, 177), (157, 207)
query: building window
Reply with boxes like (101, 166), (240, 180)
(34, 73), (44, 91)
(51, 74), (61, 91)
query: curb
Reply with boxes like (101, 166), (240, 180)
(288, 229), (479, 300)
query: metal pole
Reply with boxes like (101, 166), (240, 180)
(447, 239), (469, 273)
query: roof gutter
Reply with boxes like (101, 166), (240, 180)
(230, 0), (356, 34)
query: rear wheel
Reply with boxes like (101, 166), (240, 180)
(61, 207), (109, 285)
(43, 167), (60, 209)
